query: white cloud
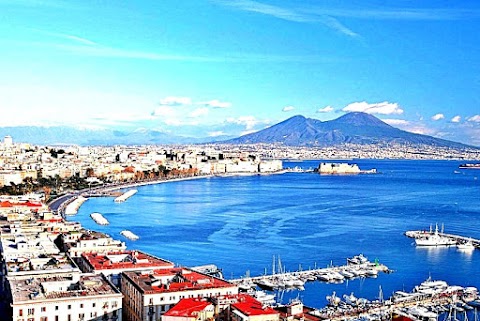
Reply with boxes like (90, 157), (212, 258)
(208, 131), (226, 137)
(159, 96), (192, 106)
(451, 115), (461, 123)
(431, 113), (445, 121)
(226, 116), (261, 130)
(240, 129), (258, 136)
(282, 106), (295, 112)
(189, 107), (209, 118)
(316, 105), (334, 113)
(342, 101), (404, 115)
(202, 99), (232, 108)
(151, 106), (176, 117)
(406, 126), (436, 135)
(467, 115), (480, 122)
(383, 119), (409, 126)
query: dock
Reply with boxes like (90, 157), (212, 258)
(405, 227), (480, 249)
(114, 189), (138, 203)
(229, 255), (391, 290)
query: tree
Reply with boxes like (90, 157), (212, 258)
(85, 168), (95, 177)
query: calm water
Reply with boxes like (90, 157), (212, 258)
(72, 159), (480, 308)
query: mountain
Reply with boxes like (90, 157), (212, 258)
(223, 112), (475, 149)
(0, 126), (234, 146)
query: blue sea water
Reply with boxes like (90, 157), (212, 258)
(72, 159), (480, 308)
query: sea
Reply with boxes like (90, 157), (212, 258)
(71, 159), (480, 309)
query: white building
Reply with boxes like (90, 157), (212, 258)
(9, 273), (122, 321)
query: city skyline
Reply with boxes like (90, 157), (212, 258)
(1, 0), (480, 146)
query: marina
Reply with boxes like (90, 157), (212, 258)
(90, 212), (109, 225)
(230, 255), (391, 291)
(405, 225), (480, 249)
(309, 278), (479, 321)
(114, 189), (138, 203)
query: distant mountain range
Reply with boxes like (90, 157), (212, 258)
(224, 112), (475, 149)
(0, 126), (233, 146)
(0, 113), (476, 149)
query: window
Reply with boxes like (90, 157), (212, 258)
(27, 308), (35, 315)
(80, 303), (84, 308)
(79, 313), (85, 320)
(41, 307), (46, 312)
(67, 315), (71, 321)
(19, 309), (23, 316)
(55, 316), (59, 321)
(55, 306), (59, 311)
(93, 303), (96, 308)
(68, 305), (72, 310)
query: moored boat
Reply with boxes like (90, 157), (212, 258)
(457, 239), (475, 251)
(414, 224), (456, 246)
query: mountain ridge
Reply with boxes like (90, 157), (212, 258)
(223, 112), (476, 149)
(0, 113), (477, 149)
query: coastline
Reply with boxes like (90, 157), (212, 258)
(52, 174), (213, 216)
(52, 170), (287, 216)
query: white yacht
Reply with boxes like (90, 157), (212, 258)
(457, 239), (475, 251)
(414, 224), (456, 246)
(347, 254), (368, 265)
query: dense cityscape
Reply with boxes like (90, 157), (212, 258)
(0, 134), (479, 321)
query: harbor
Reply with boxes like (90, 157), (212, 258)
(309, 278), (479, 321)
(230, 255), (392, 291)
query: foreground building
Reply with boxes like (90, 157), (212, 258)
(121, 268), (238, 321)
(9, 273), (122, 321)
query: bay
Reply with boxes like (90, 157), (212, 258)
(72, 159), (480, 308)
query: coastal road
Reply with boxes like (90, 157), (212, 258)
(48, 193), (77, 212)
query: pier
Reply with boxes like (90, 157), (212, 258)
(405, 227), (480, 249)
(114, 189), (138, 203)
(229, 255), (391, 290)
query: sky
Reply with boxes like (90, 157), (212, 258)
(1, 0), (480, 145)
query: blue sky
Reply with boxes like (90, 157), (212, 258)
(1, 0), (480, 145)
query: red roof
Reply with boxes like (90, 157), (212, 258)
(0, 200), (43, 207)
(164, 298), (212, 318)
(231, 294), (278, 316)
(0, 201), (13, 207)
(125, 268), (235, 294)
(82, 250), (174, 270)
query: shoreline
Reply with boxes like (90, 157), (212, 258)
(53, 174), (213, 216)
(54, 170), (287, 216)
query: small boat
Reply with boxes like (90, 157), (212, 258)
(457, 239), (475, 251)
(326, 291), (341, 306)
(347, 254), (368, 265)
(459, 163), (480, 169)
